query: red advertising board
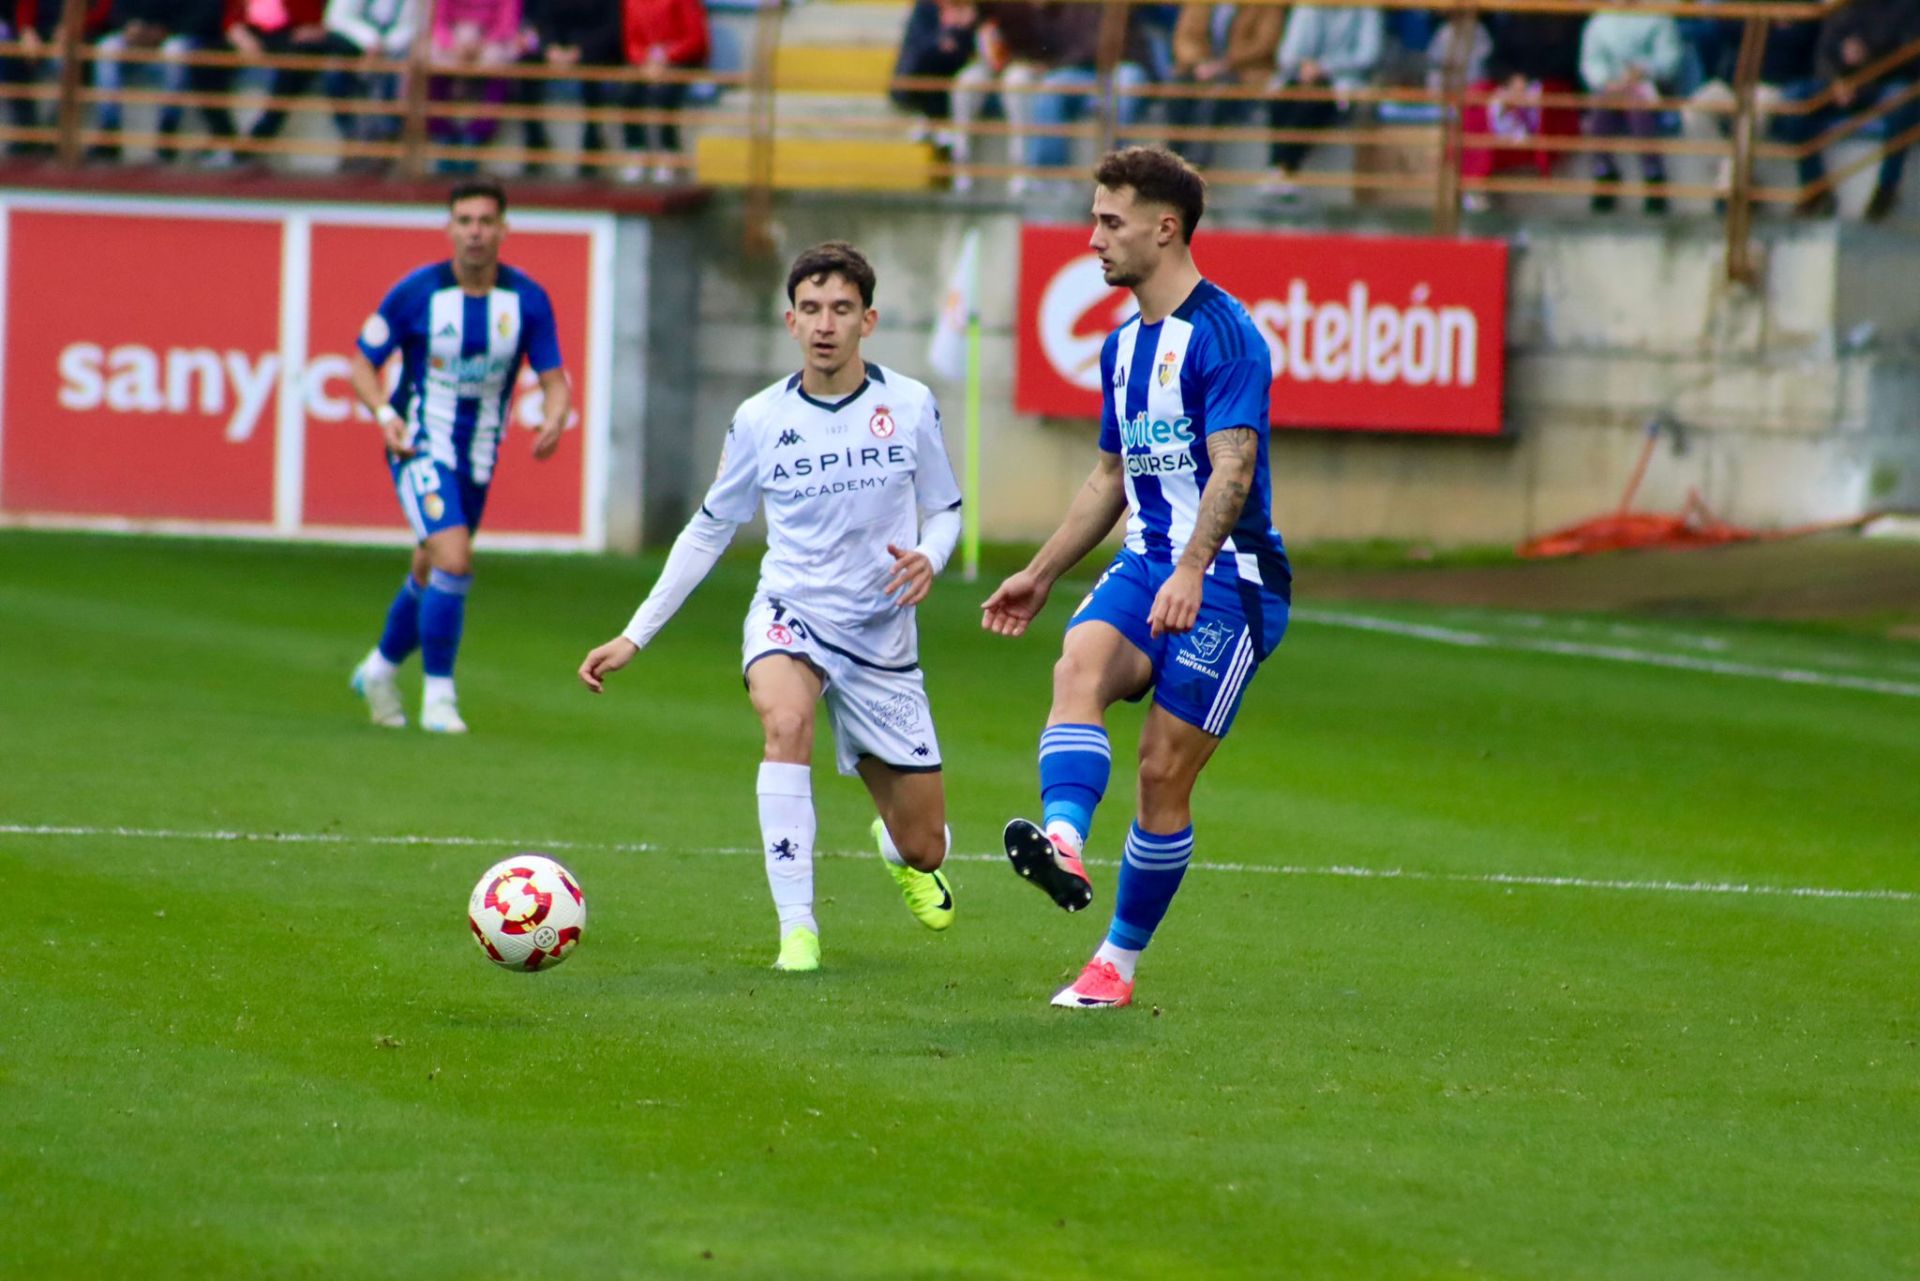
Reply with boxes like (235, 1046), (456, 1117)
(302, 220), (594, 536)
(1016, 224), (1508, 434)
(0, 197), (610, 546)
(2, 209), (284, 520)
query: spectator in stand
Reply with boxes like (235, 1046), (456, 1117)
(6, 3), (111, 154)
(1777, 0), (1920, 220)
(1579, 4), (1682, 214)
(1166, 1), (1286, 169)
(1457, 54), (1552, 211)
(620, 0), (708, 182)
(1683, 5), (1817, 208)
(1021, 1), (1155, 187)
(321, 0), (418, 155)
(519, 0), (622, 176)
(954, 1), (1075, 191)
(428, 0), (526, 162)
(91, 0), (238, 162)
(1264, 3), (1382, 199)
(1423, 14), (1489, 92)
(230, 0), (353, 155)
(890, 0), (978, 143)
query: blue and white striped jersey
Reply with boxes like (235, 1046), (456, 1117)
(1098, 279), (1290, 593)
(356, 262), (563, 486)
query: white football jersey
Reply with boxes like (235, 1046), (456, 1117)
(701, 362), (964, 668)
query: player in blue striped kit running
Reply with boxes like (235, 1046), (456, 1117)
(346, 179), (573, 734)
(982, 146), (1292, 1009)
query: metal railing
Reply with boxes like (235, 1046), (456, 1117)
(3, 0), (1915, 280)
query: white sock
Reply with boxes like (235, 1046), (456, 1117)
(877, 822), (952, 869)
(1044, 819), (1084, 856)
(758, 761), (816, 936)
(423, 675), (456, 704)
(362, 647), (398, 680)
(1094, 940), (1140, 982)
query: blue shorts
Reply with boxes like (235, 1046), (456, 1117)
(1067, 550), (1289, 738)
(391, 454), (488, 541)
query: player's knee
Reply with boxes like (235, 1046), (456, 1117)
(432, 549), (474, 577)
(1136, 745), (1194, 811)
(759, 708), (813, 756)
(896, 824), (946, 872)
(1051, 650), (1099, 703)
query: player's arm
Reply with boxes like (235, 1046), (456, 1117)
(531, 367), (571, 460)
(348, 350), (411, 458)
(580, 418), (761, 691)
(1148, 427), (1258, 638)
(886, 398), (966, 607)
(523, 285), (569, 460)
(578, 508), (739, 692)
(980, 450), (1126, 638)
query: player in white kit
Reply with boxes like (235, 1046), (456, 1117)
(578, 242), (965, 973)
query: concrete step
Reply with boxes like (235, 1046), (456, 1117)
(695, 134), (937, 189)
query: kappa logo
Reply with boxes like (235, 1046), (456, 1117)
(1189, 619), (1233, 664)
(868, 406), (896, 439)
(777, 428), (804, 447)
(770, 838), (797, 862)
(911, 743), (931, 758)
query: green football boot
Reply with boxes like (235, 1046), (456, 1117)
(873, 819), (955, 932)
(774, 925), (820, 973)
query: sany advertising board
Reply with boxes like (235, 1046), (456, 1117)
(0, 195), (613, 548)
(1017, 224), (1508, 435)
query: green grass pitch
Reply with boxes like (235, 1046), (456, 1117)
(1, 529), (1915, 1280)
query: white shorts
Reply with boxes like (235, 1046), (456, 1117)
(740, 597), (942, 777)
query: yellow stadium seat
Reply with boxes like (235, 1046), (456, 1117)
(695, 136), (939, 191)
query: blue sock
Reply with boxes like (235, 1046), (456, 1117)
(1107, 823), (1194, 952)
(376, 575), (425, 665)
(1038, 723), (1110, 845)
(419, 569), (472, 678)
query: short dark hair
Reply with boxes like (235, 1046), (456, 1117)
(448, 177), (508, 215)
(786, 241), (876, 308)
(1094, 146), (1206, 242)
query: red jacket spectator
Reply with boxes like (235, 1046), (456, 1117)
(14, 0), (114, 38)
(624, 0), (707, 68)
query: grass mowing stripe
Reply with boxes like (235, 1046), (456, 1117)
(1298, 608), (1920, 697)
(8, 821), (1915, 905)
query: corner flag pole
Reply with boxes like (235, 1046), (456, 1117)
(961, 239), (983, 583)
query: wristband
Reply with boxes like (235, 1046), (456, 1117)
(376, 405), (402, 427)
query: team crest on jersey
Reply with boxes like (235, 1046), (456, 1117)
(868, 406), (896, 439)
(767, 623), (794, 646)
(423, 493), (445, 521)
(1157, 350), (1179, 388)
(496, 311), (513, 339)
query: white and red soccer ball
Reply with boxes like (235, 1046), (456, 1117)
(467, 854), (586, 972)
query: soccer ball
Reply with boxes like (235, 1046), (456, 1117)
(467, 854), (586, 972)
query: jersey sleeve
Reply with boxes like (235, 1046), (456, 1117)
(913, 396), (964, 516)
(355, 276), (412, 367)
(1199, 329), (1272, 435)
(1096, 330), (1121, 453)
(699, 419), (762, 523)
(520, 283), (564, 375)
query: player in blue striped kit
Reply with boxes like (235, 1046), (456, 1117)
(982, 146), (1292, 1009)
(347, 179), (573, 733)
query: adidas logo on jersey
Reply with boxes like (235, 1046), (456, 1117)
(777, 429), (804, 447)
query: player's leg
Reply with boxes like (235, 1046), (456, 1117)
(1052, 706), (1216, 1009)
(417, 522), (475, 733)
(1006, 558), (1156, 912)
(351, 548), (426, 728)
(858, 760), (954, 932)
(747, 653), (826, 971)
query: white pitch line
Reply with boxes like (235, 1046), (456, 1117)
(1297, 608), (1920, 699)
(4, 823), (1913, 905)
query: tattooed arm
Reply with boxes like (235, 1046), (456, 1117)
(1148, 427), (1259, 637)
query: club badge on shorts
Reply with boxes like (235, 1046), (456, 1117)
(767, 623), (794, 646)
